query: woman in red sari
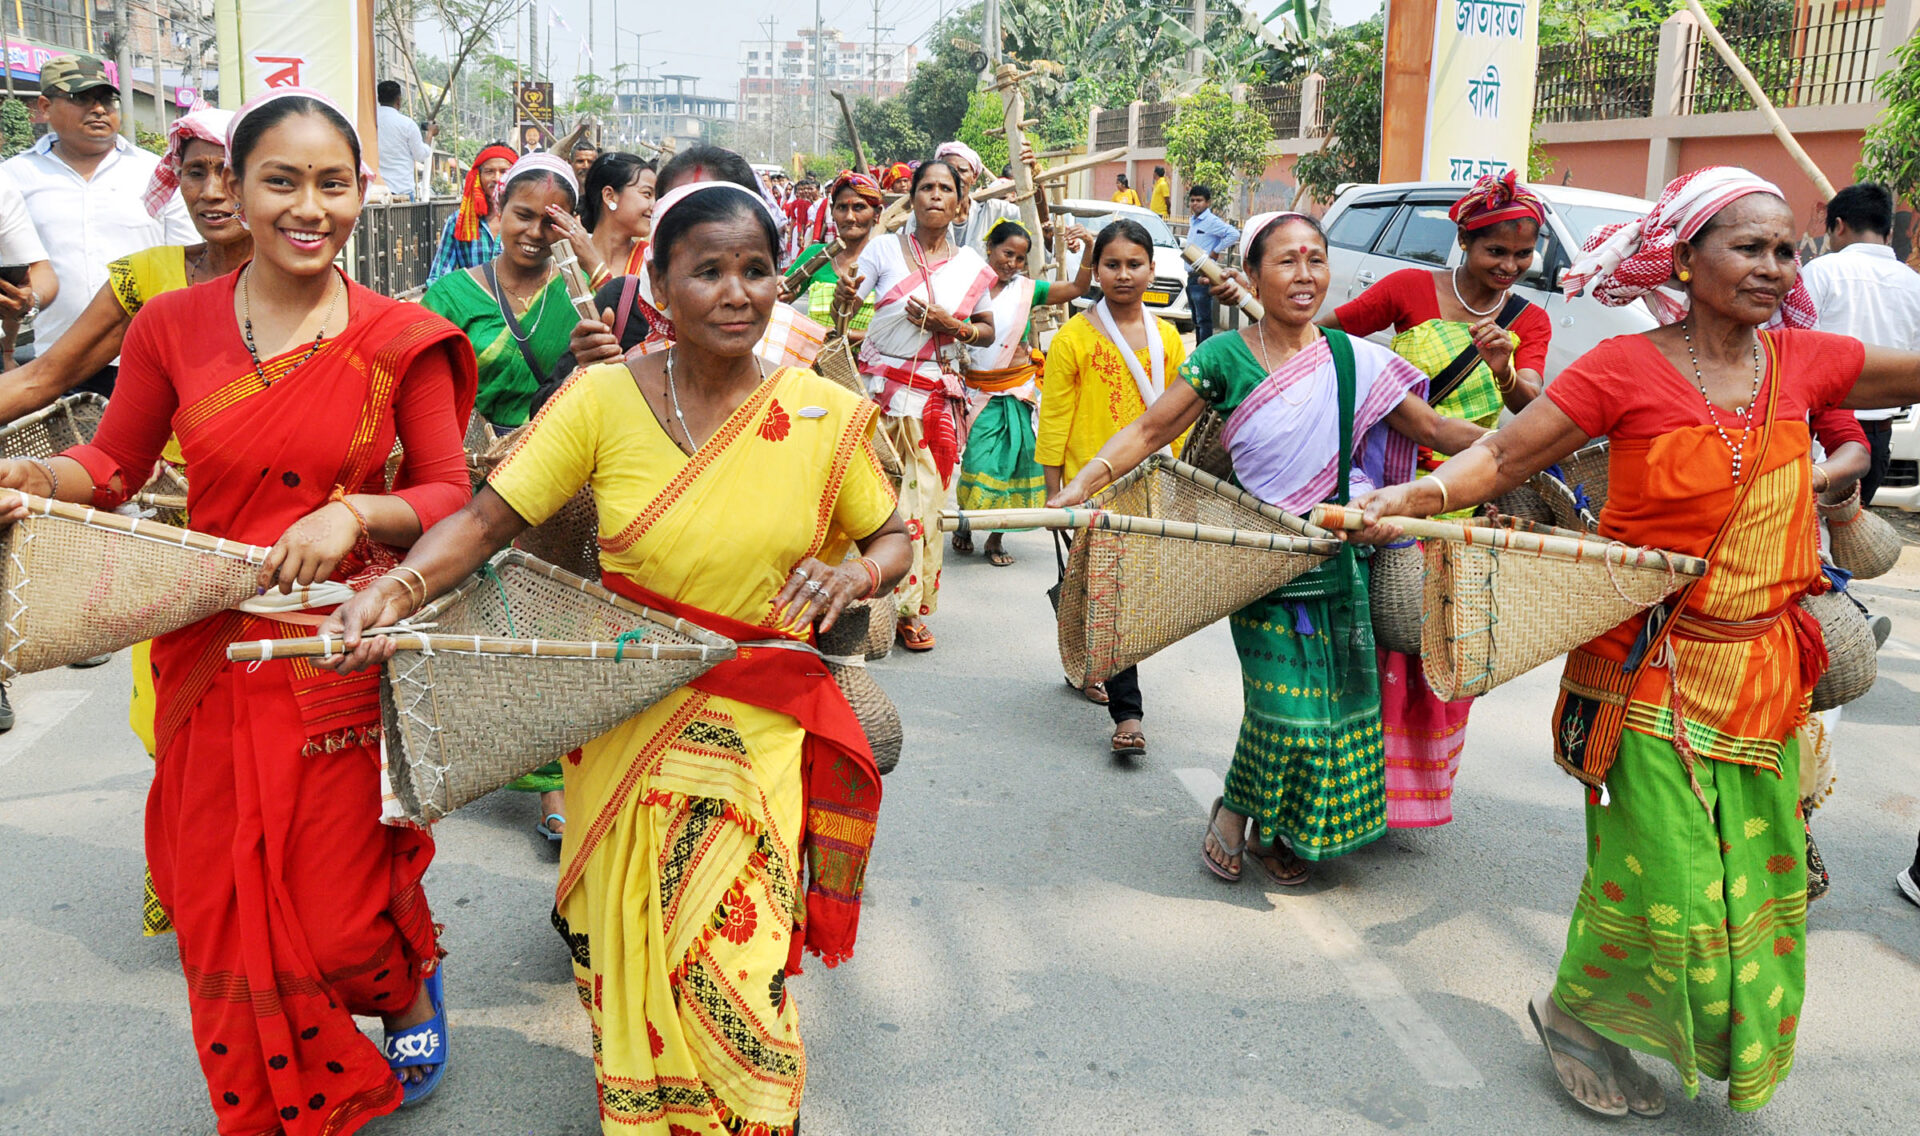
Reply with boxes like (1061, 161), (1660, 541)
(0, 90), (476, 1134)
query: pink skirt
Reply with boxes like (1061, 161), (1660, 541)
(1378, 650), (1473, 828)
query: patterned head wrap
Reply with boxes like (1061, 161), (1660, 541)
(650, 180), (783, 248)
(1561, 165), (1816, 328)
(142, 103), (235, 218)
(828, 170), (884, 207)
(225, 86), (374, 195)
(1238, 211), (1316, 265)
(497, 151), (580, 206)
(881, 162), (913, 192)
(454, 143), (519, 242)
(1448, 170), (1545, 232)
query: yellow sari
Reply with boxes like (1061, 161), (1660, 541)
(489, 362), (896, 1135)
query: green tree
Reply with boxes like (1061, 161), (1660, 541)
(1290, 18), (1382, 203)
(956, 90), (1009, 176)
(1163, 82), (1273, 202)
(838, 96), (930, 165)
(0, 98), (33, 159)
(1861, 34), (1920, 206)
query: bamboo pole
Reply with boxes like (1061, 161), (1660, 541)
(12, 493), (269, 565)
(830, 89), (870, 175)
(1308, 504), (1709, 577)
(131, 492), (189, 512)
(227, 631), (736, 663)
(1032, 147), (1129, 185)
(939, 508), (1341, 556)
(1182, 245), (1265, 321)
(1680, 0), (1836, 199)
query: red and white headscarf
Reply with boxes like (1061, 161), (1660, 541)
(142, 103), (235, 218)
(1561, 165), (1817, 328)
(1448, 169), (1545, 232)
(1238, 210), (1316, 265)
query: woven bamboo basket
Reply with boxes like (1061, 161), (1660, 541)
(0, 392), (108, 458)
(1804, 589), (1876, 712)
(1819, 484), (1901, 580)
(316, 550), (733, 824)
(817, 602), (903, 774)
(1315, 506), (1706, 701)
(474, 425), (604, 580)
(1181, 407), (1235, 481)
(1484, 483), (1552, 525)
(1529, 471), (1599, 532)
(1368, 541), (1424, 655)
(133, 463), (191, 528)
(846, 596), (892, 660)
(1056, 456), (1334, 686)
(0, 494), (267, 677)
(1555, 441), (1610, 519)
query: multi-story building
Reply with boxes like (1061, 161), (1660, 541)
(737, 25), (917, 159)
(5, 1), (219, 134)
(616, 74), (735, 154)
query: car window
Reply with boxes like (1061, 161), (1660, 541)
(1064, 209), (1179, 248)
(1382, 204), (1459, 266)
(1520, 229), (1559, 290)
(1552, 204), (1644, 246)
(1326, 201), (1397, 252)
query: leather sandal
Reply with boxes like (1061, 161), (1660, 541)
(1110, 729), (1146, 759)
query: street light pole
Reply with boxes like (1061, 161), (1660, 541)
(811, 0), (822, 157)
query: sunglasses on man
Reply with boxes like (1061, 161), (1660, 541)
(52, 90), (120, 110)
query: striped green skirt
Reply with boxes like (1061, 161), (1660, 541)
(1553, 730), (1806, 1111)
(956, 395), (1045, 517)
(1223, 551), (1387, 861)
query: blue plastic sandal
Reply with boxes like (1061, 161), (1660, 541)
(536, 814), (565, 843)
(383, 967), (448, 1107)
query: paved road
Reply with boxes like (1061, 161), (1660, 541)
(3, 532), (1918, 1134)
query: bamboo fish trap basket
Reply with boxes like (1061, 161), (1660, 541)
(1555, 441), (1610, 520)
(816, 601), (903, 774)
(473, 425), (604, 581)
(1818, 483), (1901, 580)
(0, 495), (268, 678)
(0, 392), (107, 459)
(1804, 588), (1877, 712)
(228, 550), (735, 824)
(1054, 456), (1338, 687)
(1313, 506), (1708, 701)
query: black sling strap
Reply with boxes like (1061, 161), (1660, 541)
(1426, 292), (1530, 407)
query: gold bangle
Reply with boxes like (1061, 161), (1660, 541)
(1088, 456), (1116, 488)
(1430, 475), (1452, 514)
(385, 565), (429, 608)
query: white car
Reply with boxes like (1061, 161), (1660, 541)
(1870, 408), (1920, 511)
(1320, 181), (1660, 381)
(1052, 199), (1195, 328)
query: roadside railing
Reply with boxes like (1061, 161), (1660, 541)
(1535, 28), (1661, 122)
(348, 197), (459, 300)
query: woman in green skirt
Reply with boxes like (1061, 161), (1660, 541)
(421, 152), (586, 839)
(1049, 212), (1481, 881)
(954, 219), (1092, 564)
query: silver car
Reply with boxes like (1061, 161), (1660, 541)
(1051, 199), (1195, 329)
(1320, 181), (1659, 381)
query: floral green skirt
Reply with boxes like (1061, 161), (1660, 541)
(1553, 729), (1806, 1111)
(1222, 552), (1386, 861)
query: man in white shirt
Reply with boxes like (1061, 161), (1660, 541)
(0, 168), (60, 368)
(1799, 181), (1920, 505)
(1, 54), (192, 383)
(374, 80), (433, 201)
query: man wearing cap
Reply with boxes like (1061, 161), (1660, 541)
(2, 54), (192, 384)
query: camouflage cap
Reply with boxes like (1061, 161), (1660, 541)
(41, 55), (116, 96)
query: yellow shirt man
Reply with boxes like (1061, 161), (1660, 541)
(1149, 170), (1171, 217)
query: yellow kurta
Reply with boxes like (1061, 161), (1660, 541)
(1033, 311), (1188, 479)
(489, 362), (896, 1135)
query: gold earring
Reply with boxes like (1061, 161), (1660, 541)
(1677, 269), (1690, 282)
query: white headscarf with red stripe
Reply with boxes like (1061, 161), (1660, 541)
(1560, 165), (1817, 328)
(142, 103), (235, 218)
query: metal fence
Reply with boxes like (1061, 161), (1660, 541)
(1685, 2), (1883, 113)
(348, 198), (458, 300)
(1248, 83), (1304, 138)
(1136, 101), (1174, 149)
(1094, 108), (1131, 150)
(1534, 28), (1662, 122)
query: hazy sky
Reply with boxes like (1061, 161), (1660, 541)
(413, 0), (1385, 103)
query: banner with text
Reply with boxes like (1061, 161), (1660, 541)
(1422, 0), (1541, 184)
(213, 0), (362, 121)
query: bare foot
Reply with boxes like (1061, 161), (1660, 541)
(1530, 991), (1627, 1116)
(382, 980), (439, 1086)
(1603, 1039), (1666, 1117)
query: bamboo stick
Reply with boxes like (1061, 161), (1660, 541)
(14, 493), (269, 564)
(226, 631), (736, 663)
(939, 508), (1341, 556)
(1308, 504), (1708, 576)
(131, 492), (188, 512)
(829, 89), (870, 175)
(1182, 245), (1266, 321)
(551, 248), (600, 320)
(1681, 0), (1836, 199)
(1032, 147), (1129, 185)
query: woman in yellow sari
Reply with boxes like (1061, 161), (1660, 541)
(325, 175), (910, 1135)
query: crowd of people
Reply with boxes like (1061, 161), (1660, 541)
(0, 48), (1918, 1136)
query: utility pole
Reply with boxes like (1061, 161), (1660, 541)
(1187, 0), (1207, 79)
(760, 16), (778, 163)
(869, 1), (892, 99)
(529, 3), (540, 81)
(108, 6), (134, 141)
(983, 0), (1000, 65)
(811, 0), (822, 156)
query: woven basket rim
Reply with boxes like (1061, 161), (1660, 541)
(414, 548), (736, 652)
(1111, 455), (1331, 539)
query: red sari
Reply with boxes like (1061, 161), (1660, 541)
(65, 269), (477, 1136)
